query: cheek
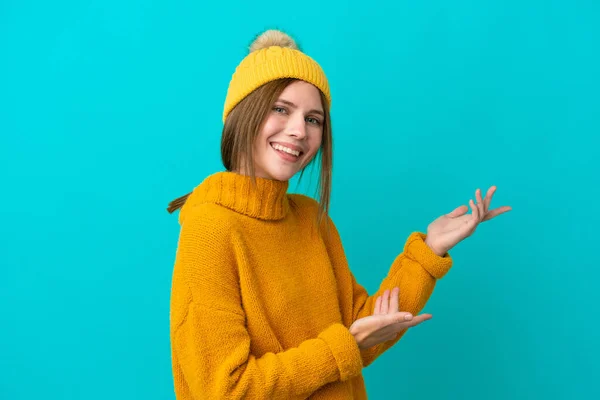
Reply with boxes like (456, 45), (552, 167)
(261, 114), (283, 136)
(255, 119), (277, 153)
(310, 130), (323, 152)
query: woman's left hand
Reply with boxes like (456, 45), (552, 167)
(424, 186), (512, 256)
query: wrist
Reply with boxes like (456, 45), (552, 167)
(425, 236), (446, 257)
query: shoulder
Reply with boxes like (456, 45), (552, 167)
(288, 193), (320, 216)
(174, 203), (241, 289)
(178, 202), (241, 248)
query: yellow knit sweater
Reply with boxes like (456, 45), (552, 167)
(169, 171), (453, 399)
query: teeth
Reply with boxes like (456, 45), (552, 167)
(272, 143), (300, 157)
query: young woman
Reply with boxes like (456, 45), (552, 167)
(167, 29), (511, 400)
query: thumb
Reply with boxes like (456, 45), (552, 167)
(447, 205), (469, 218)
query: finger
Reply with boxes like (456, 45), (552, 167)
(391, 313), (432, 330)
(447, 205), (469, 218)
(482, 205), (512, 222)
(381, 289), (390, 314)
(470, 199), (479, 222)
(375, 312), (414, 331)
(483, 186), (496, 212)
(405, 313), (433, 328)
(374, 295), (382, 314)
(391, 311), (414, 324)
(389, 287), (399, 313)
(476, 189), (485, 220)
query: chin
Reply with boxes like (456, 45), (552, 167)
(264, 168), (298, 182)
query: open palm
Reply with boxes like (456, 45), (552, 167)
(425, 186), (512, 256)
(349, 287), (431, 350)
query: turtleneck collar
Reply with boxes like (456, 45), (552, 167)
(180, 171), (290, 222)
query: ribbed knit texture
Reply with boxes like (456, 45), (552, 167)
(169, 171), (453, 399)
(222, 46), (331, 122)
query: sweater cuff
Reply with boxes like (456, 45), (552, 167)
(404, 232), (453, 279)
(318, 323), (363, 381)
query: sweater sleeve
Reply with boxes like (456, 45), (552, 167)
(322, 219), (453, 367)
(170, 212), (363, 400)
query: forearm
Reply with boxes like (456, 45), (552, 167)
(354, 233), (451, 320)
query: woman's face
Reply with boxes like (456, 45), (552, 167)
(251, 80), (324, 181)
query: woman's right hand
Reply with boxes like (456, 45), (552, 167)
(349, 287), (432, 350)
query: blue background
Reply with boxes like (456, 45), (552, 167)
(1, 0), (598, 399)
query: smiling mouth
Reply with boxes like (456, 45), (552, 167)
(270, 143), (303, 157)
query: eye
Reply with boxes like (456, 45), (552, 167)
(273, 106), (287, 114)
(306, 116), (322, 126)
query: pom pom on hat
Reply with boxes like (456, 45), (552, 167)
(249, 29), (299, 52)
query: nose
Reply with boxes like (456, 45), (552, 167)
(285, 113), (307, 140)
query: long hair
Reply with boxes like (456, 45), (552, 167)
(167, 78), (333, 226)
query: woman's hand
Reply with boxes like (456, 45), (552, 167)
(349, 287), (430, 350)
(425, 186), (512, 256)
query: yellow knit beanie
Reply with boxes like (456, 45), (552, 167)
(222, 30), (331, 122)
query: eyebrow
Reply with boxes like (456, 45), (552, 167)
(277, 99), (324, 117)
